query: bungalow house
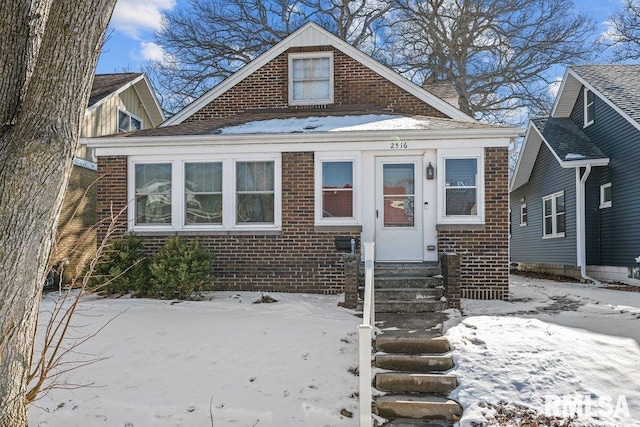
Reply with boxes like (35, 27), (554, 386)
(87, 23), (520, 299)
(52, 73), (164, 283)
(510, 65), (640, 282)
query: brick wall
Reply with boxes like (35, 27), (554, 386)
(53, 164), (97, 282)
(96, 153), (359, 294)
(186, 46), (447, 122)
(437, 147), (510, 300)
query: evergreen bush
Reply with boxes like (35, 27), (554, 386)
(89, 233), (149, 295)
(149, 236), (213, 300)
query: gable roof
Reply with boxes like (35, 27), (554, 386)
(88, 73), (165, 127)
(552, 65), (640, 132)
(162, 22), (474, 126)
(510, 117), (609, 191)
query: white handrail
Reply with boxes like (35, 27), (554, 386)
(358, 242), (375, 426)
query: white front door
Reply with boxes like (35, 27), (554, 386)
(375, 157), (423, 261)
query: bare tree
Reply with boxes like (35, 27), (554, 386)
(605, 0), (640, 61)
(148, 0), (393, 113)
(388, 0), (598, 123)
(0, 0), (116, 424)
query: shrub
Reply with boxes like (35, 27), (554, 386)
(88, 233), (149, 296)
(148, 236), (213, 300)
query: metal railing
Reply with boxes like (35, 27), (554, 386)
(357, 242), (375, 426)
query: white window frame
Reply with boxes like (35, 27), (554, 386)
(542, 191), (565, 239)
(128, 154), (282, 232)
(314, 152), (361, 225)
(437, 148), (485, 225)
(118, 108), (143, 133)
(600, 182), (612, 209)
(288, 52), (334, 106)
(520, 203), (528, 226)
(584, 87), (594, 127)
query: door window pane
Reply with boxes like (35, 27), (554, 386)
(135, 163), (171, 224)
(322, 161), (353, 218)
(383, 164), (415, 227)
(236, 162), (275, 223)
(185, 162), (222, 224)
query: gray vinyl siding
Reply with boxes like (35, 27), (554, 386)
(510, 142), (577, 265)
(572, 88), (640, 267)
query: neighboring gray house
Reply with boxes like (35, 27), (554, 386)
(510, 65), (640, 282)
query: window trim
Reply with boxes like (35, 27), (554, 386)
(437, 148), (485, 225)
(542, 191), (565, 239)
(584, 87), (594, 127)
(288, 52), (334, 106)
(520, 203), (528, 226)
(600, 182), (612, 209)
(314, 152), (361, 226)
(128, 154), (282, 232)
(118, 108), (143, 133)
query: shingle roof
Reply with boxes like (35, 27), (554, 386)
(89, 73), (143, 107)
(112, 108), (506, 138)
(571, 65), (640, 125)
(532, 117), (606, 161)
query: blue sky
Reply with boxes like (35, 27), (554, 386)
(96, 0), (619, 77)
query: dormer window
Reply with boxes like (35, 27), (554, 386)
(118, 109), (143, 133)
(584, 88), (594, 127)
(288, 52), (333, 105)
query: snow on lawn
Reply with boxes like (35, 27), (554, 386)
(28, 292), (360, 427)
(446, 275), (640, 426)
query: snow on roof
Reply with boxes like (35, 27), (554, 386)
(219, 114), (491, 134)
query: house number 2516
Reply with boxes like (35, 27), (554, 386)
(390, 141), (408, 149)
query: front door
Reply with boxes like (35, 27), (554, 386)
(375, 157), (423, 261)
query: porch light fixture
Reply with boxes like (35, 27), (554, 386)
(426, 162), (435, 180)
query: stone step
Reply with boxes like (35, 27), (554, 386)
(382, 418), (453, 427)
(376, 394), (462, 421)
(360, 276), (443, 289)
(375, 288), (444, 301)
(375, 300), (447, 313)
(376, 312), (448, 331)
(371, 263), (440, 278)
(375, 372), (457, 394)
(376, 331), (450, 354)
(376, 354), (454, 372)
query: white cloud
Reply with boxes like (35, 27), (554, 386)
(548, 76), (563, 98)
(140, 41), (166, 62)
(111, 0), (176, 39)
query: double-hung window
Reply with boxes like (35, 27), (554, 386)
(118, 109), (143, 133)
(289, 53), (333, 105)
(315, 154), (360, 225)
(520, 203), (528, 226)
(438, 149), (484, 224)
(600, 182), (612, 209)
(542, 191), (565, 238)
(584, 88), (595, 127)
(130, 156), (281, 231)
(134, 163), (172, 225)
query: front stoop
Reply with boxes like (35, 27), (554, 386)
(363, 263), (462, 426)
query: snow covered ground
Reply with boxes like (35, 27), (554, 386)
(447, 274), (640, 426)
(28, 275), (640, 426)
(28, 292), (360, 426)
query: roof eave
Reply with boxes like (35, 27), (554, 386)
(560, 158), (610, 168)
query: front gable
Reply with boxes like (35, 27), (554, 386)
(163, 22), (473, 126)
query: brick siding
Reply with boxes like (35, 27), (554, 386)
(96, 153), (358, 294)
(437, 147), (510, 300)
(53, 164), (97, 282)
(186, 46), (447, 122)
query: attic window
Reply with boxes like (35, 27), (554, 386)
(584, 88), (594, 127)
(289, 52), (333, 105)
(118, 109), (143, 133)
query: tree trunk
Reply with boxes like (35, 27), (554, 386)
(0, 0), (116, 424)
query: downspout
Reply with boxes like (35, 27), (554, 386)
(576, 165), (599, 284)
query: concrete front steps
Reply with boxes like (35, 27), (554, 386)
(362, 263), (462, 426)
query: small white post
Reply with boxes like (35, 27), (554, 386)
(358, 324), (373, 426)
